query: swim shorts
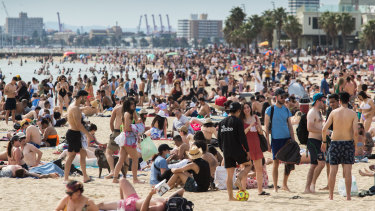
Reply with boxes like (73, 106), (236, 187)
(108, 129), (121, 152)
(328, 141), (355, 165)
(224, 150), (248, 168)
(66, 129), (82, 153)
(307, 138), (325, 165)
(271, 138), (289, 160)
(139, 91), (144, 96)
(184, 177), (198, 192)
(118, 193), (140, 211)
(5, 98), (16, 110)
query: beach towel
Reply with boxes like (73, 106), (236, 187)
(29, 162), (64, 176)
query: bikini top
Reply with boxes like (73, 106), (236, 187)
(360, 101), (371, 110)
(64, 198), (89, 211)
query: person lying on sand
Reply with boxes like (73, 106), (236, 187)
(98, 178), (185, 211)
(0, 164), (59, 178)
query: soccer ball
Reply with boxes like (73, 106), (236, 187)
(236, 190), (249, 201)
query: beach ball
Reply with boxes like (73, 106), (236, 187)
(236, 190), (249, 201)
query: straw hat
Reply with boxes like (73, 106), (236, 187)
(186, 146), (203, 160)
(90, 100), (99, 108)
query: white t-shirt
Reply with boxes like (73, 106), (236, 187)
(152, 73), (159, 80)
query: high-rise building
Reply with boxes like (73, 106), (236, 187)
(289, 0), (320, 15)
(177, 14), (222, 40)
(5, 12), (43, 37)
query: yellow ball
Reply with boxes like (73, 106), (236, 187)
(236, 190), (249, 201)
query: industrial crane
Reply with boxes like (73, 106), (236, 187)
(2, 1), (9, 17)
(166, 14), (171, 33)
(57, 12), (62, 32)
(159, 14), (164, 33)
(151, 14), (157, 33)
(137, 15), (143, 34)
(144, 14), (150, 35)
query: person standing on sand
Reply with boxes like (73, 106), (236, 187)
(218, 102), (251, 201)
(138, 78), (145, 106)
(304, 93), (326, 193)
(322, 92), (358, 200)
(4, 76), (18, 124)
(113, 98), (143, 184)
(64, 90), (94, 183)
(264, 88), (295, 192)
(105, 97), (125, 179)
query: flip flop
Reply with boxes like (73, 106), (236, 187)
(258, 191), (270, 196)
(291, 196), (302, 199)
(84, 177), (94, 183)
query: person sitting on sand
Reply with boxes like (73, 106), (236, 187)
(178, 126), (194, 146)
(359, 167), (375, 177)
(98, 178), (185, 211)
(41, 119), (59, 147)
(55, 180), (98, 211)
(150, 144), (173, 185)
(193, 139), (218, 186)
(190, 118), (218, 145)
(7, 134), (28, 170)
(21, 119), (42, 148)
(145, 111), (168, 139)
(0, 164), (59, 179)
(19, 132), (43, 167)
(169, 135), (189, 161)
(81, 99), (100, 117)
(166, 146), (210, 192)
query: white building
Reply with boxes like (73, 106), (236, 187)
(5, 12), (43, 37)
(177, 14), (222, 40)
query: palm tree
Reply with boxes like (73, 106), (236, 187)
(261, 10), (275, 47)
(240, 21), (256, 53)
(248, 14), (263, 52)
(337, 13), (355, 52)
(273, 7), (287, 49)
(319, 12), (339, 49)
(362, 20), (375, 50)
(283, 15), (302, 48)
(223, 7), (246, 46)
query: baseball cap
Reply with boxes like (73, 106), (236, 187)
(75, 90), (88, 98)
(312, 93), (325, 106)
(15, 132), (26, 139)
(228, 102), (241, 112)
(158, 144), (173, 153)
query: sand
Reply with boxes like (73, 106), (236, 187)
(0, 115), (374, 211)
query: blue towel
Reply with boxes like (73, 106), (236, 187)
(29, 162), (64, 176)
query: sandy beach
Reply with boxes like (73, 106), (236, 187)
(1, 114), (374, 211)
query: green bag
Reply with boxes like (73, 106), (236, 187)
(140, 136), (158, 161)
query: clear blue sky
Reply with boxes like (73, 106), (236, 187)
(1, 0), (339, 30)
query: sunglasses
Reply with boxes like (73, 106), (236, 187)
(65, 191), (74, 196)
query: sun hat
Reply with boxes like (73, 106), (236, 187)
(90, 100), (99, 108)
(186, 146), (203, 160)
(312, 93), (325, 106)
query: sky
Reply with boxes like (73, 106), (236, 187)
(1, 0), (339, 31)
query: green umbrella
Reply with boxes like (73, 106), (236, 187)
(165, 52), (178, 56)
(147, 54), (155, 60)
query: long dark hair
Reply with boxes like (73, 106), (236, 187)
(122, 97), (135, 123)
(7, 139), (19, 157)
(239, 102), (253, 121)
(151, 115), (166, 130)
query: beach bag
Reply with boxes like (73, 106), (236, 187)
(296, 113), (308, 145)
(114, 132), (126, 147)
(166, 197), (194, 211)
(214, 166), (235, 190)
(338, 176), (358, 197)
(140, 136), (158, 161)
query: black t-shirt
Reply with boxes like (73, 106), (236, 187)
(218, 115), (249, 156)
(189, 158), (210, 192)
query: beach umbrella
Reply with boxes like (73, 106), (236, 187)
(64, 51), (76, 56)
(259, 41), (269, 47)
(147, 54), (155, 60)
(263, 50), (273, 56)
(288, 82), (308, 99)
(232, 65), (243, 70)
(79, 54), (85, 59)
(166, 52), (178, 56)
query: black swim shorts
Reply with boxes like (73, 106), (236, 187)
(224, 150), (248, 168)
(307, 138), (325, 165)
(184, 177), (197, 192)
(66, 129), (82, 153)
(328, 141), (354, 165)
(5, 98), (16, 110)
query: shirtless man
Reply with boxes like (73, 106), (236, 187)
(21, 120), (42, 147)
(322, 92), (358, 200)
(252, 95), (264, 116)
(41, 119), (58, 147)
(105, 97), (124, 179)
(343, 77), (355, 105)
(138, 78), (146, 106)
(64, 90), (94, 183)
(4, 76), (18, 124)
(100, 90), (113, 110)
(197, 98), (210, 118)
(19, 133), (43, 167)
(304, 93), (326, 193)
(160, 73), (166, 96)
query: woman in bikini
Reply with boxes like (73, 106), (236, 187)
(357, 91), (375, 132)
(7, 133), (28, 170)
(55, 180), (98, 211)
(98, 178), (184, 211)
(56, 75), (70, 114)
(84, 79), (94, 101)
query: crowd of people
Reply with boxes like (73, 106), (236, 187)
(1, 45), (375, 210)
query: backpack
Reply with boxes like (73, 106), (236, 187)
(166, 197), (194, 211)
(296, 113), (308, 145)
